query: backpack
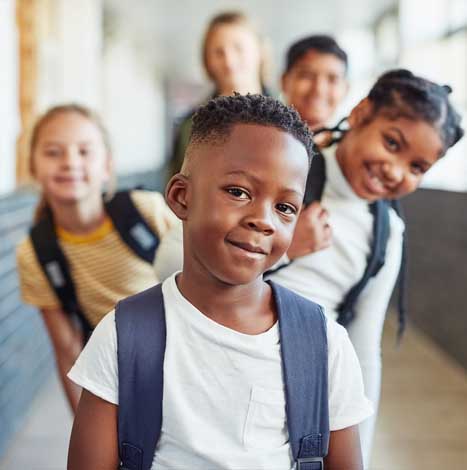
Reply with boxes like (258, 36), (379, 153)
(270, 138), (408, 338)
(30, 190), (160, 340)
(115, 281), (329, 470)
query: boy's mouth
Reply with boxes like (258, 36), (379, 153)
(226, 240), (268, 256)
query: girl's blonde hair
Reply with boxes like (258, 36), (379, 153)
(201, 11), (270, 89)
(29, 103), (115, 223)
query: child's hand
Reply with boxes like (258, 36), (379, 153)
(313, 130), (333, 148)
(287, 202), (332, 260)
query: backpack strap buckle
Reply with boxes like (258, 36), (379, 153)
(296, 456), (324, 470)
(119, 442), (143, 470)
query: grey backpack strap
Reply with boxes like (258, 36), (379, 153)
(269, 281), (329, 470)
(115, 283), (166, 470)
(106, 191), (159, 264)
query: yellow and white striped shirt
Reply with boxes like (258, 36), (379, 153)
(16, 190), (177, 328)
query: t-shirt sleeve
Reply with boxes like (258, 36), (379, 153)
(327, 319), (374, 431)
(16, 238), (61, 310)
(68, 310), (119, 405)
(130, 190), (178, 239)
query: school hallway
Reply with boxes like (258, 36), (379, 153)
(1, 315), (466, 470)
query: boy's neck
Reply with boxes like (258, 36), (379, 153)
(48, 193), (107, 235)
(176, 266), (276, 335)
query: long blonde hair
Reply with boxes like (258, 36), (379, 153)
(29, 104), (114, 223)
(201, 11), (270, 90)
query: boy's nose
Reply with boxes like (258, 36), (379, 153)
(243, 207), (275, 235)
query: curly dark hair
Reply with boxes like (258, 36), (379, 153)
(368, 69), (464, 153)
(188, 93), (317, 164)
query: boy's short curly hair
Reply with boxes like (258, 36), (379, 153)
(188, 93), (317, 165)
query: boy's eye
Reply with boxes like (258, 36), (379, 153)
(410, 162), (426, 175)
(226, 187), (250, 199)
(276, 203), (297, 215)
(384, 135), (400, 152)
(79, 147), (90, 157)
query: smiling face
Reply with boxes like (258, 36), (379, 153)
(337, 100), (443, 201)
(32, 112), (111, 205)
(282, 50), (348, 130)
(168, 123), (309, 286)
(204, 24), (262, 94)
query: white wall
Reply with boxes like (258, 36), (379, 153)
(0, 0), (20, 195)
(399, 0), (467, 191)
(37, 0), (103, 112)
(102, 37), (166, 175)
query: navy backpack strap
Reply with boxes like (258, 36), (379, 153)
(105, 191), (159, 264)
(269, 281), (329, 469)
(29, 214), (93, 339)
(390, 199), (408, 340)
(336, 200), (390, 326)
(303, 150), (326, 206)
(116, 283), (166, 470)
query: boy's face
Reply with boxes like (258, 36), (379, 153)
(282, 50), (348, 130)
(339, 104), (443, 201)
(170, 124), (308, 286)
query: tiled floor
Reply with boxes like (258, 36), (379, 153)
(370, 318), (467, 470)
(0, 375), (72, 470)
(1, 317), (466, 470)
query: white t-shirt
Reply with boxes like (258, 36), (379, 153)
(69, 274), (373, 470)
(268, 145), (405, 321)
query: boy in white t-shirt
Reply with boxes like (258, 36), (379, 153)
(67, 94), (372, 470)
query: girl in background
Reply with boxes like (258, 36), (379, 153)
(167, 11), (270, 180)
(270, 69), (464, 465)
(16, 104), (177, 412)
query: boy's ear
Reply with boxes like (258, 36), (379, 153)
(348, 97), (373, 128)
(165, 174), (190, 220)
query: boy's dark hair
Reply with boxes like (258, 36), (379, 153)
(368, 69), (464, 153)
(189, 93), (317, 164)
(285, 35), (348, 73)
